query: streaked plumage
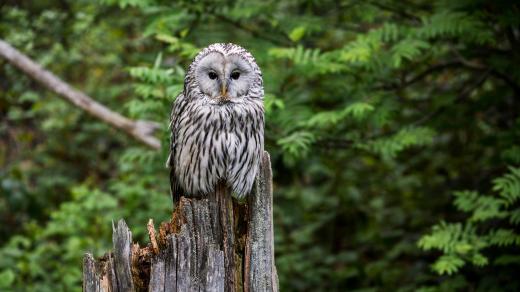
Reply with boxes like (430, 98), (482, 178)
(167, 43), (264, 201)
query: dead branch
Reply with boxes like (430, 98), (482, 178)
(0, 38), (161, 150)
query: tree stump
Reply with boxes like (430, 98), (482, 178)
(83, 151), (278, 292)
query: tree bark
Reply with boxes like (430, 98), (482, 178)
(0, 39), (161, 150)
(83, 151), (278, 291)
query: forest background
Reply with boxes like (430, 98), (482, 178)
(1, 0), (519, 291)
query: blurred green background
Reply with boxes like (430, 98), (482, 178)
(1, 0), (519, 291)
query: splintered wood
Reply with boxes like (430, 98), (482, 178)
(83, 151), (278, 292)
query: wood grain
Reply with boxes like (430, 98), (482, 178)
(83, 151), (277, 292)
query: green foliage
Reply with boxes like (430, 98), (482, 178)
(305, 102), (375, 129)
(419, 167), (520, 278)
(417, 11), (494, 44)
(1, 0), (519, 291)
(493, 167), (520, 206)
(277, 131), (315, 164)
(390, 39), (430, 68)
(359, 127), (436, 159)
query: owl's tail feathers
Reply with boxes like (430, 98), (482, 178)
(167, 152), (182, 207)
(170, 175), (182, 207)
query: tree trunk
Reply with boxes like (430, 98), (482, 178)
(83, 151), (278, 292)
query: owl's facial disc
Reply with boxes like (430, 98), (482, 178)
(195, 52), (254, 103)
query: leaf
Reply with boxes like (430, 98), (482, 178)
(391, 39), (430, 67)
(470, 253), (488, 267)
(264, 94), (285, 112)
(509, 208), (520, 225)
(0, 269), (15, 288)
(19, 91), (39, 103)
(305, 102), (374, 129)
(486, 229), (520, 246)
(453, 191), (480, 212)
(289, 26), (306, 42)
(493, 166), (520, 206)
(153, 52), (163, 69)
(277, 131), (316, 163)
(359, 127), (435, 159)
(432, 254), (465, 275)
(342, 102), (375, 120)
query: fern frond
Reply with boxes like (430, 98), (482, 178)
(304, 102), (374, 129)
(359, 127), (435, 159)
(343, 102), (375, 120)
(368, 23), (401, 43)
(453, 191), (480, 212)
(391, 39), (430, 68)
(493, 166), (520, 206)
(268, 46), (348, 74)
(128, 67), (174, 84)
(155, 34), (199, 58)
(277, 131), (315, 160)
(470, 196), (508, 222)
(269, 45), (321, 65)
(264, 94), (285, 113)
(470, 253), (488, 267)
(486, 229), (520, 247)
(339, 35), (381, 64)
(133, 83), (164, 99)
(453, 191), (507, 222)
(432, 254), (465, 275)
(416, 11), (494, 44)
(418, 222), (480, 254)
(125, 99), (164, 119)
(509, 208), (520, 225)
(118, 147), (159, 172)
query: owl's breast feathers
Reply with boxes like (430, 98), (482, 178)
(168, 92), (264, 199)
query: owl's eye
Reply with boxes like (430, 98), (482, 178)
(230, 71), (240, 80)
(208, 71), (218, 80)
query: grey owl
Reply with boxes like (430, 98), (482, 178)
(167, 43), (264, 201)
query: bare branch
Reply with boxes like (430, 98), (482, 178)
(0, 39), (161, 150)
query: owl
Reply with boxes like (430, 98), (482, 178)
(166, 43), (264, 202)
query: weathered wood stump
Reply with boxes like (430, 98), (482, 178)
(83, 151), (277, 292)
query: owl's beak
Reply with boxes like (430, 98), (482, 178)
(220, 79), (230, 100)
(220, 84), (227, 97)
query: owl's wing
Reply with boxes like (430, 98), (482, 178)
(167, 91), (186, 205)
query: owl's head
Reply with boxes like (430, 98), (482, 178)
(188, 43), (262, 103)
